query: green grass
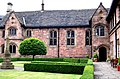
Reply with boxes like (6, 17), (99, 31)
(0, 70), (82, 79)
(0, 61), (82, 79)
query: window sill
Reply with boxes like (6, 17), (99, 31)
(66, 45), (76, 48)
(49, 45), (57, 48)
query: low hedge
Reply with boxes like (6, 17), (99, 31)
(63, 58), (80, 63)
(31, 61), (87, 66)
(24, 63), (85, 74)
(0, 58), (88, 63)
(80, 59), (94, 79)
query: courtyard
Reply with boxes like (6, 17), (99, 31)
(0, 61), (82, 79)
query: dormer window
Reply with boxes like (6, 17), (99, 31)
(9, 27), (16, 36)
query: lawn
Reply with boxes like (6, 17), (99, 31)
(0, 61), (82, 79)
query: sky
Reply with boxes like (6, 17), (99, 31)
(0, 0), (113, 15)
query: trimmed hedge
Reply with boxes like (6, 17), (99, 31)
(0, 58), (88, 63)
(63, 58), (80, 63)
(24, 63), (85, 74)
(80, 59), (94, 79)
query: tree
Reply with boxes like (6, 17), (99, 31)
(19, 38), (47, 60)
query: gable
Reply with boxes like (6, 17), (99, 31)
(91, 3), (108, 20)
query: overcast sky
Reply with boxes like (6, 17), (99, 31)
(0, 0), (113, 15)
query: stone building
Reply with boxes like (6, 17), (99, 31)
(0, 2), (113, 61)
(107, 0), (120, 59)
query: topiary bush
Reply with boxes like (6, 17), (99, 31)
(19, 38), (47, 60)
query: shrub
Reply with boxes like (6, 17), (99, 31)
(80, 58), (88, 63)
(87, 59), (93, 65)
(0, 58), (3, 62)
(63, 58), (80, 63)
(80, 59), (94, 79)
(24, 63), (85, 74)
(86, 54), (89, 58)
(93, 53), (98, 58)
(118, 57), (120, 65)
(19, 38), (47, 60)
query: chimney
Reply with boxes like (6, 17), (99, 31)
(41, 0), (44, 11)
(7, 2), (13, 13)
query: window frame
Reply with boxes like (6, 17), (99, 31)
(49, 30), (57, 46)
(1, 44), (4, 53)
(66, 30), (75, 46)
(2, 30), (5, 38)
(9, 44), (16, 53)
(95, 25), (105, 36)
(86, 30), (91, 45)
(9, 27), (17, 36)
(26, 30), (32, 37)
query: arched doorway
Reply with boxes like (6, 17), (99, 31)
(99, 47), (107, 62)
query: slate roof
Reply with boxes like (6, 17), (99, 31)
(0, 9), (97, 28)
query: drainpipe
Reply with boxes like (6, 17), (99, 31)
(115, 31), (117, 58)
(91, 29), (92, 58)
(58, 28), (60, 58)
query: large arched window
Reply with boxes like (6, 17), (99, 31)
(9, 27), (16, 36)
(86, 30), (91, 45)
(9, 44), (16, 53)
(26, 30), (32, 37)
(67, 30), (75, 45)
(95, 26), (104, 36)
(49, 30), (57, 45)
(1, 44), (4, 53)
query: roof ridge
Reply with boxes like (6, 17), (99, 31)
(14, 8), (97, 13)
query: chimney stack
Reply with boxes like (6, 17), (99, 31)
(7, 2), (13, 13)
(41, 0), (44, 11)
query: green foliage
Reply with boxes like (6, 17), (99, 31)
(80, 59), (94, 79)
(118, 57), (120, 65)
(0, 58), (3, 62)
(63, 58), (80, 63)
(19, 38), (47, 60)
(87, 59), (93, 65)
(80, 58), (88, 63)
(86, 54), (89, 58)
(24, 63), (85, 74)
(93, 53), (98, 58)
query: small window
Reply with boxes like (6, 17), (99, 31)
(1, 44), (4, 53)
(2, 30), (5, 38)
(117, 39), (120, 58)
(95, 25), (104, 36)
(9, 28), (16, 36)
(11, 17), (14, 20)
(9, 44), (16, 53)
(67, 30), (75, 45)
(26, 30), (32, 37)
(86, 30), (91, 45)
(49, 30), (57, 45)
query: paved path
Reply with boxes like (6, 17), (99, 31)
(94, 62), (120, 79)
(0, 67), (24, 72)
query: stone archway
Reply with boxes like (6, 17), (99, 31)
(99, 47), (107, 62)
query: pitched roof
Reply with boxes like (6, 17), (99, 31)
(1, 9), (96, 28)
(106, 0), (119, 21)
